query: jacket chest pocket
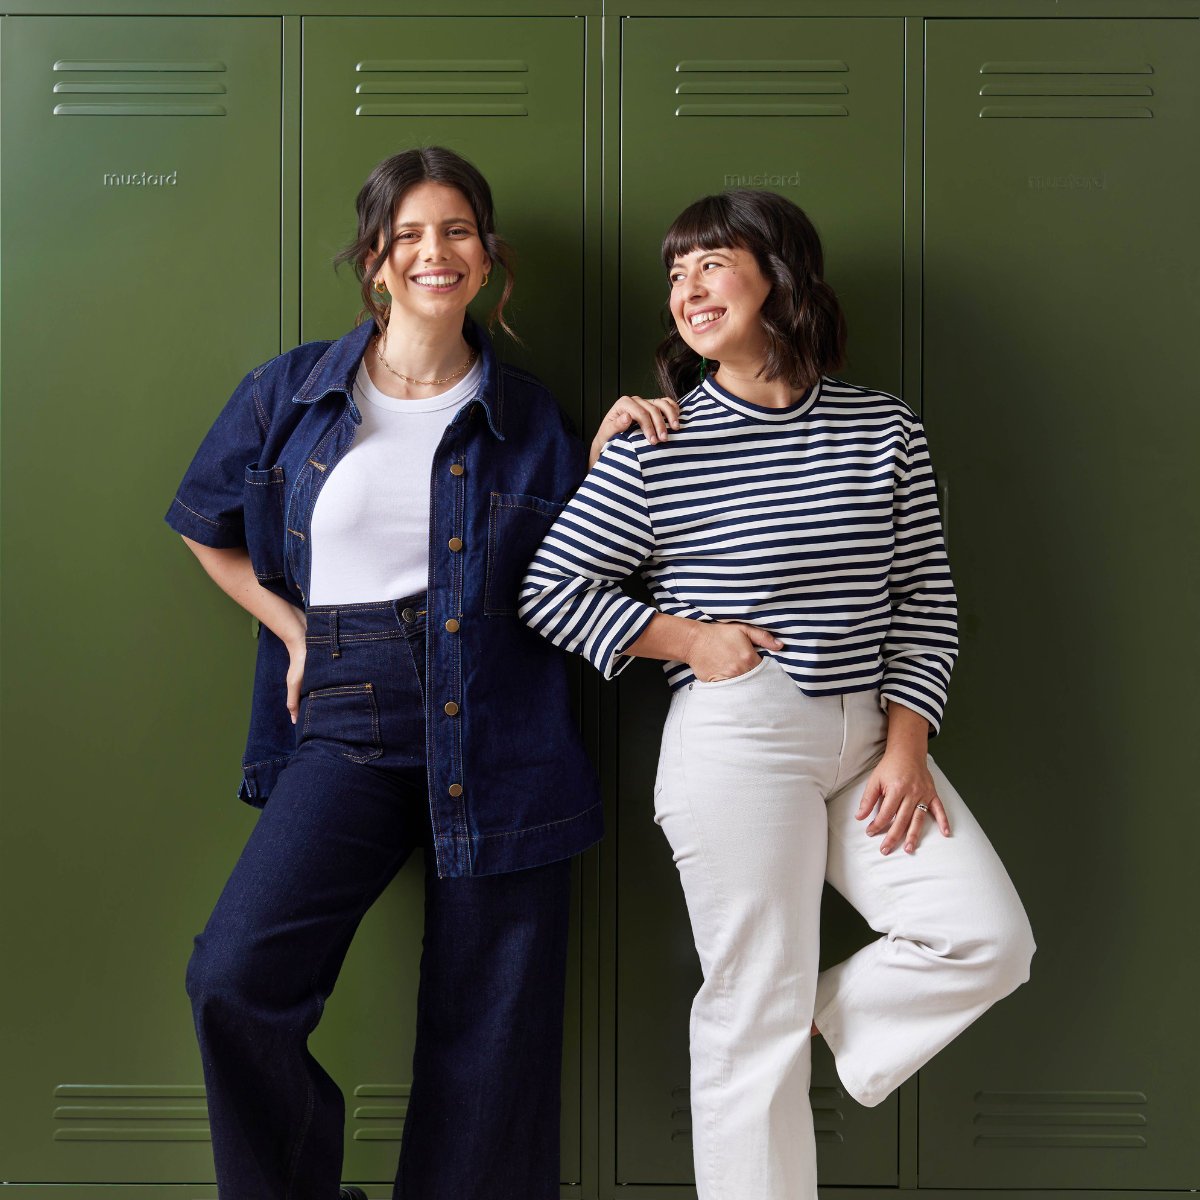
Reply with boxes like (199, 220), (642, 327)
(485, 492), (566, 616)
(243, 463), (287, 582)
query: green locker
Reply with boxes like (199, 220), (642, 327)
(921, 17), (1200, 1189)
(298, 17), (589, 1184)
(616, 16), (905, 1187)
(0, 15), (282, 1182)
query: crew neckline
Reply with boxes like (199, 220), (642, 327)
(354, 356), (483, 415)
(699, 373), (820, 422)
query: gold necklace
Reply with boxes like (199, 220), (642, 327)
(375, 335), (476, 388)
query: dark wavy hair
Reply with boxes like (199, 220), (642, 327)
(654, 189), (847, 400)
(334, 145), (518, 340)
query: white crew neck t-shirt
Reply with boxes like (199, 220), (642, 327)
(307, 356), (483, 606)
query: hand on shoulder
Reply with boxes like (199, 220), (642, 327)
(589, 394), (681, 468)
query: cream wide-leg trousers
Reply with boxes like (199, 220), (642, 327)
(653, 657), (1035, 1200)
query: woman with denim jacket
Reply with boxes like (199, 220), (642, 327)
(521, 190), (1035, 1200)
(167, 147), (622, 1200)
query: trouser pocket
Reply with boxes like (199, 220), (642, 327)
(300, 683), (383, 763)
(689, 655), (772, 690)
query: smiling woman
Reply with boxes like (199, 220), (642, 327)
(164, 145), (600, 1199)
(520, 187), (1035, 1200)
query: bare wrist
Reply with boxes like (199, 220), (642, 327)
(680, 618), (705, 663)
(282, 613), (307, 653)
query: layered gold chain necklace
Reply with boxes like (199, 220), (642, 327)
(374, 334), (476, 388)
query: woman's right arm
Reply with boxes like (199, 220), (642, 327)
(181, 539), (308, 723)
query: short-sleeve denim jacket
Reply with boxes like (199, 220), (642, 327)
(166, 318), (602, 878)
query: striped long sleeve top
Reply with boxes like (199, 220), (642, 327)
(518, 374), (959, 732)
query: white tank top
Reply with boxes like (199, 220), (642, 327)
(307, 356), (483, 605)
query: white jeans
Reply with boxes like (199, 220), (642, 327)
(654, 657), (1035, 1200)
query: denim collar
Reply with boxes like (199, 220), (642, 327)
(291, 315), (505, 439)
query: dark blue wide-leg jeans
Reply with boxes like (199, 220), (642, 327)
(186, 597), (571, 1200)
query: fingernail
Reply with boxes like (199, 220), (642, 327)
(881, 845), (891, 855)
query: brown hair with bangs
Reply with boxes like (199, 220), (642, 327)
(654, 189), (847, 400)
(334, 145), (518, 341)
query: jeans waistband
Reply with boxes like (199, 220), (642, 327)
(304, 593), (428, 649)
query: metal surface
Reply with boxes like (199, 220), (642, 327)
(0, 4), (1195, 1196)
(921, 17), (1200, 1190)
(0, 15), (282, 1183)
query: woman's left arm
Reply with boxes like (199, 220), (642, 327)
(878, 418), (959, 735)
(866, 416), (959, 854)
(857, 702), (951, 855)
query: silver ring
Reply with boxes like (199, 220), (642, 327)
(915, 803), (930, 813)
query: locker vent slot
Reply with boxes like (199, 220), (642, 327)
(981, 106), (1152, 119)
(980, 61), (1152, 74)
(977, 63), (1155, 119)
(357, 59), (527, 73)
(52, 1084), (210, 1142)
(54, 81), (227, 94)
(677, 60), (847, 73)
(51, 59), (228, 116)
(972, 1090), (1147, 1150)
(980, 83), (1152, 97)
(677, 82), (848, 95)
(357, 103), (527, 117)
(354, 60), (529, 116)
(677, 104), (847, 117)
(353, 1083), (410, 1141)
(671, 1084), (847, 1143)
(54, 1084), (207, 1096)
(53, 59), (226, 72)
(54, 104), (226, 116)
(674, 59), (850, 118)
(357, 81), (527, 95)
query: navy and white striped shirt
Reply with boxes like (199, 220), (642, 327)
(519, 374), (958, 732)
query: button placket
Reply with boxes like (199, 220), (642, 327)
(442, 432), (467, 829)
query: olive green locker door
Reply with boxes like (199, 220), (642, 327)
(0, 16), (281, 1182)
(300, 17), (587, 1184)
(921, 18), (1200, 1188)
(618, 17), (904, 1186)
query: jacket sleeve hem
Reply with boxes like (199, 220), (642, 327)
(165, 497), (247, 549)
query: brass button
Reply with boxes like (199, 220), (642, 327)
(445, 618), (460, 633)
(448, 783), (463, 798)
(450, 463), (464, 476)
(444, 701), (460, 716)
(448, 537), (463, 552)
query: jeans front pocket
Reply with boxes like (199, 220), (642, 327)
(300, 683), (383, 764)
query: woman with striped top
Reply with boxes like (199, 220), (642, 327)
(520, 190), (1034, 1200)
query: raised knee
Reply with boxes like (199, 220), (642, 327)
(186, 933), (257, 1018)
(978, 906), (1036, 998)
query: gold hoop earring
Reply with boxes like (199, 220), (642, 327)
(481, 273), (489, 287)
(374, 279), (387, 295)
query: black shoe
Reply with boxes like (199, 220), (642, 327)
(339, 1189), (368, 1200)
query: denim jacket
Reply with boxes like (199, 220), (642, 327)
(166, 318), (602, 877)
